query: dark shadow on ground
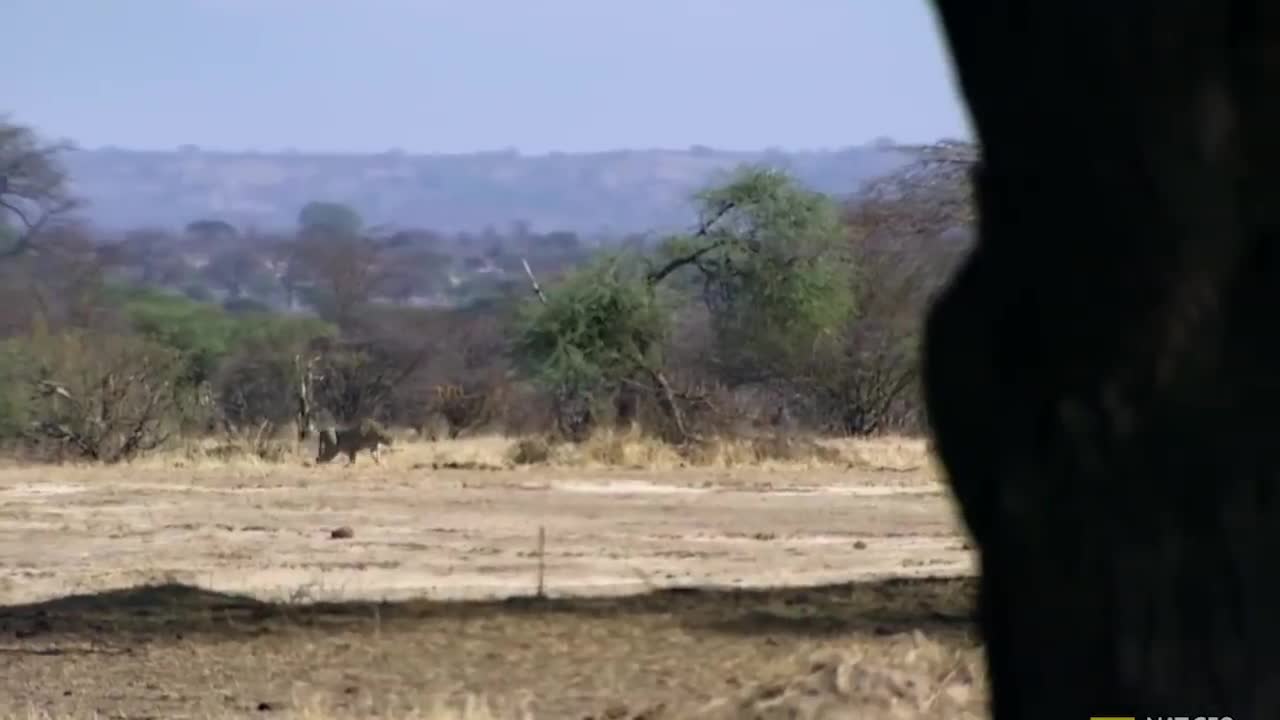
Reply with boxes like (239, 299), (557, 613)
(0, 575), (977, 646)
(688, 576), (975, 638)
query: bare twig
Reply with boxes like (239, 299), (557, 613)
(535, 525), (546, 599)
(521, 258), (548, 305)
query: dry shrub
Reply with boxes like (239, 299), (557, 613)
(508, 436), (551, 465)
(429, 381), (498, 439)
(392, 434), (514, 470)
(8, 331), (195, 463)
(416, 412), (451, 441)
(215, 350), (302, 434)
(496, 383), (556, 436)
(240, 420), (300, 461)
(748, 435), (844, 464)
(201, 435), (298, 464)
(675, 434), (844, 467)
(73, 424), (935, 475)
(575, 428), (684, 467)
(170, 430), (302, 466)
(687, 631), (986, 720)
(536, 428), (929, 471)
(839, 434), (933, 472)
(308, 337), (418, 426)
(656, 377), (749, 438)
(460, 379), (550, 435)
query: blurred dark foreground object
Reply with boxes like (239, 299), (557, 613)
(923, 2), (1280, 718)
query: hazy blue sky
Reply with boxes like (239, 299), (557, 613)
(6, 0), (971, 154)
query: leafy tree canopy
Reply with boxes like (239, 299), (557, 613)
(657, 167), (854, 379)
(107, 285), (335, 386)
(297, 201), (363, 236)
(513, 251), (670, 393)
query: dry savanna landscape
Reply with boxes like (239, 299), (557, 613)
(0, 432), (984, 719)
(0, 35), (987, 718)
(12, 0), (1258, 715)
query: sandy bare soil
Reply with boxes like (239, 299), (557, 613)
(0, 450), (985, 719)
(0, 462), (971, 606)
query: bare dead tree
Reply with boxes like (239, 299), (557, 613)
(924, 1), (1280, 717)
(293, 226), (387, 328)
(0, 118), (79, 259)
(294, 352), (318, 440)
(819, 148), (977, 435)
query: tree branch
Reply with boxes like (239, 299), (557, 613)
(645, 201), (737, 286)
(521, 258), (548, 305)
(0, 195), (74, 258)
(0, 197), (33, 230)
(647, 237), (730, 287)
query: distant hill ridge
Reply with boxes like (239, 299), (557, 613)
(61, 144), (913, 235)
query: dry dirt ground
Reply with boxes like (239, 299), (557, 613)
(0, 438), (984, 719)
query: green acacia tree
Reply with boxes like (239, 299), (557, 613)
(514, 167), (853, 441)
(655, 167), (854, 384)
(513, 251), (676, 439)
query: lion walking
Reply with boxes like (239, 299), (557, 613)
(315, 419), (394, 465)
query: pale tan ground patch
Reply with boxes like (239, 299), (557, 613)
(0, 446), (966, 605)
(0, 435), (982, 719)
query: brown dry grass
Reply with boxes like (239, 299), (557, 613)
(0, 579), (982, 720)
(117, 429), (936, 476)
